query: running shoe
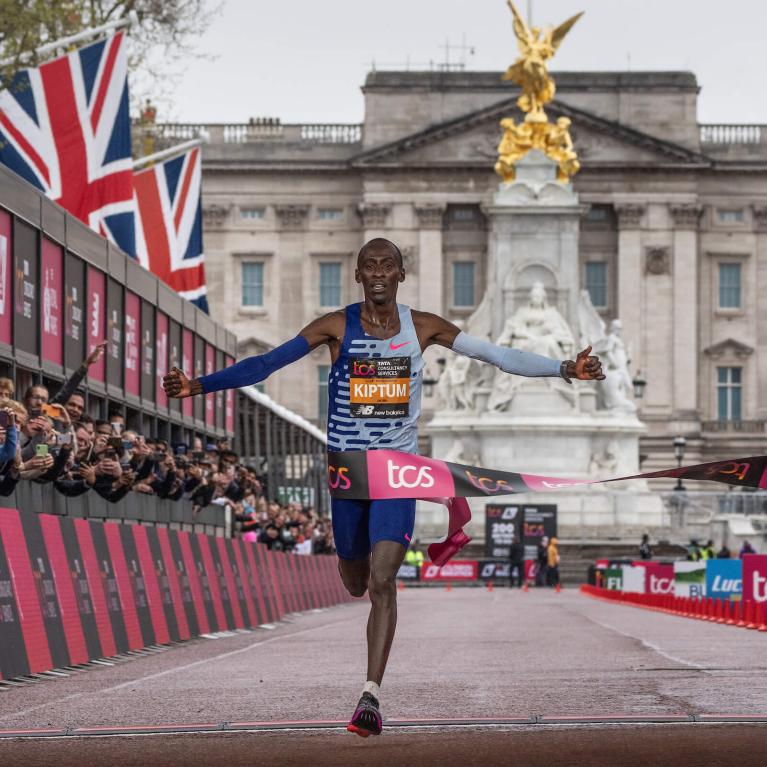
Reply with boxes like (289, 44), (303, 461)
(347, 691), (382, 737)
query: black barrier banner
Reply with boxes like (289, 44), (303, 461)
(478, 561), (512, 580)
(0, 522), (28, 679)
(484, 504), (524, 559)
(523, 506), (558, 562)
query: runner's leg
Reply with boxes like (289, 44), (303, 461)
(332, 498), (372, 597)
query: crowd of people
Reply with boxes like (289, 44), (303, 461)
(638, 534), (759, 562)
(0, 343), (334, 556)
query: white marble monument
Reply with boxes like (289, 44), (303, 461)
(425, 152), (663, 543)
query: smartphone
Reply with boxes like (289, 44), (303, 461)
(57, 433), (72, 446)
(151, 451), (164, 462)
(192, 451), (204, 461)
(28, 408), (43, 419)
(122, 440), (133, 452)
(107, 437), (123, 451)
(173, 444), (188, 456)
(35, 443), (49, 457)
(0, 411), (8, 428)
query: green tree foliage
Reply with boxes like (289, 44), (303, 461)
(0, 0), (219, 106)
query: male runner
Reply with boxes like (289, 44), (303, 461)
(162, 238), (604, 736)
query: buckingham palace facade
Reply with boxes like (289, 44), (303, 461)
(150, 70), (767, 469)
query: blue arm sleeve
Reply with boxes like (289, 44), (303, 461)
(199, 335), (311, 394)
(0, 426), (17, 464)
(452, 331), (563, 378)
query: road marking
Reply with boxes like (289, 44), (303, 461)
(0, 613), (361, 724)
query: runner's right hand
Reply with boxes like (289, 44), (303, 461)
(163, 367), (194, 398)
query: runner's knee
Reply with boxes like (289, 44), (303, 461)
(368, 569), (396, 601)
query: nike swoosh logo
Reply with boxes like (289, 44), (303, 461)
(390, 341), (410, 351)
(404, 533), (411, 542)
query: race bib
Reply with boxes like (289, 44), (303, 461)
(349, 356), (410, 418)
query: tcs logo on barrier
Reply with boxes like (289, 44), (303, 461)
(743, 555), (767, 603)
(327, 465), (351, 491)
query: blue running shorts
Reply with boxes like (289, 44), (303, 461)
(331, 497), (416, 560)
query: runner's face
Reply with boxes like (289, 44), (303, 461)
(356, 250), (403, 305)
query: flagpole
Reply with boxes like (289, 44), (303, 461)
(0, 11), (139, 68)
(132, 139), (203, 169)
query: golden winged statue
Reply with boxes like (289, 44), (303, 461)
(495, 1), (583, 184)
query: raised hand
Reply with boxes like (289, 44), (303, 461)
(163, 367), (200, 398)
(85, 340), (107, 367)
(566, 346), (605, 381)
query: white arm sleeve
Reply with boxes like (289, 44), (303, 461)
(451, 331), (564, 378)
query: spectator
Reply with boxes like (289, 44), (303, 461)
(701, 540), (715, 560)
(536, 536), (549, 587)
(639, 533), (652, 560)
(404, 539), (425, 568)
(64, 391), (86, 424)
(508, 534), (524, 588)
(546, 537), (561, 587)
(717, 544), (732, 559)
(0, 377), (15, 402)
(740, 540), (757, 558)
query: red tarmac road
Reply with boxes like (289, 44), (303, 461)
(0, 587), (765, 765)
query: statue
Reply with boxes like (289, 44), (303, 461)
(503, 2), (583, 123)
(495, 2), (583, 184)
(436, 355), (475, 411)
(498, 281), (575, 359)
(487, 282), (577, 412)
(577, 290), (637, 414)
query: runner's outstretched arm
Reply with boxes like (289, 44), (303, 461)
(162, 312), (344, 398)
(414, 311), (605, 383)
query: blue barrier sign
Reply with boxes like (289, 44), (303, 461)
(705, 559), (742, 601)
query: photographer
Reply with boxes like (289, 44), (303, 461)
(54, 425), (97, 497)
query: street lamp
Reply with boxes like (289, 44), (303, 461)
(632, 371), (647, 399)
(673, 436), (686, 492)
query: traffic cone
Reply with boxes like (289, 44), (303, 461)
(725, 600), (738, 626)
(398, 580), (405, 592)
(746, 601), (759, 630)
(523, 582), (529, 593)
(555, 582), (562, 593)
(445, 582), (452, 593)
(757, 603), (767, 632)
(715, 598), (726, 624)
(487, 580), (494, 593)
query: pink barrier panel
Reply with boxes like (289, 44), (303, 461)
(580, 584), (767, 632)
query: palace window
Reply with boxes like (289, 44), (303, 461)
(585, 261), (608, 309)
(717, 209), (745, 224)
(241, 262), (264, 306)
(319, 262), (342, 307)
(717, 366), (742, 421)
(318, 208), (343, 221)
(453, 262), (476, 307)
(718, 263), (742, 309)
(318, 365), (329, 422)
(240, 207), (265, 220)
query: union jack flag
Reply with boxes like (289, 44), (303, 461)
(0, 32), (135, 256)
(133, 147), (208, 312)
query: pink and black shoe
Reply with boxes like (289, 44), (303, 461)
(347, 692), (383, 738)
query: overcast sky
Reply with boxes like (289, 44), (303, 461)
(165, 0), (767, 125)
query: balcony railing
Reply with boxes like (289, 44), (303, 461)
(701, 419), (766, 433)
(700, 124), (764, 145)
(134, 120), (363, 146)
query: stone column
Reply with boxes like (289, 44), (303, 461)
(615, 204), (646, 373)
(670, 204), (702, 422)
(753, 205), (767, 418)
(357, 203), (391, 240)
(414, 204), (445, 315)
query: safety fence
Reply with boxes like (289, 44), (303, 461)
(580, 584), (767, 633)
(0, 508), (351, 681)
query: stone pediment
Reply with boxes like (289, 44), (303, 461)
(352, 98), (709, 170)
(703, 338), (754, 359)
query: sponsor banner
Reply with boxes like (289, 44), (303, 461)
(644, 563), (675, 595)
(484, 504), (523, 559)
(182, 330), (194, 418)
(674, 561), (707, 598)
(478, 561), (512, 580)
(13, 221), (39, 357)
(420, 561), (478, 581)
(40, 238), (63, 365)
(605, 567), (623, 590)
(522, 505), (557, 562)
(86, 267), (106, 382)
(155, 311), (169, 408)
(0, 210), (12, 346)
(124, 291), (141, 397)
(742, 555), (767, 604)
(396, 564), (420, 581)
(706, 559), (743, 602)
(0, 509), (349, 680)
(621, 565), (646, 594)
(205, 344), (215, 425)
(225, 355), (235, 432)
